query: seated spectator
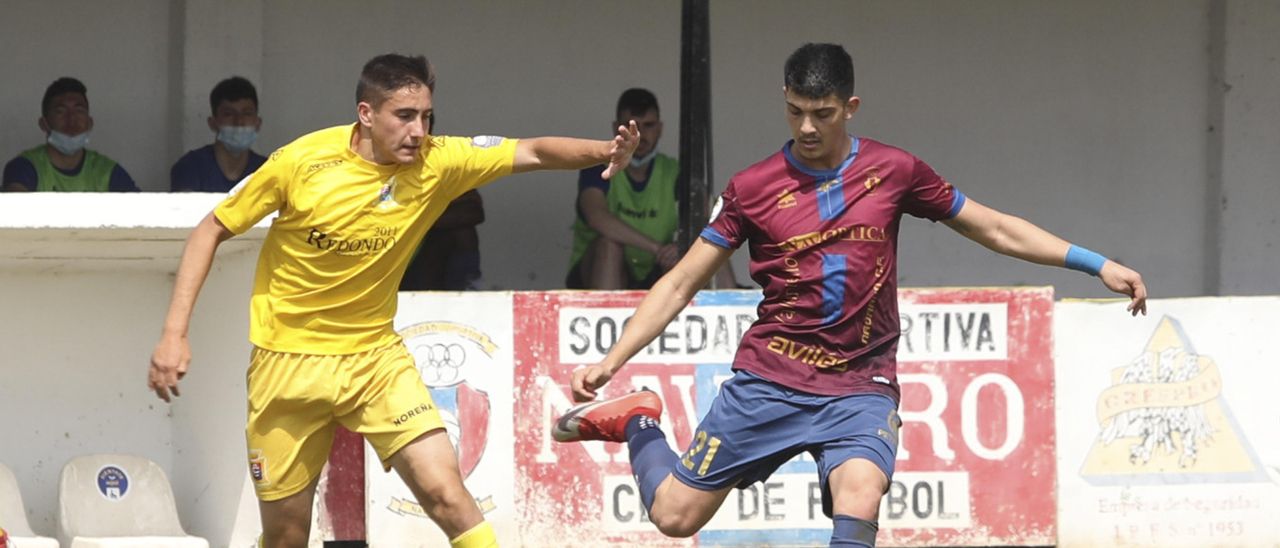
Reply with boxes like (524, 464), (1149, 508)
(567, 88), (680, 289)
(170, 76), (266, 192)
(566, 88), (741, 289)
(2, 77), (138, 192)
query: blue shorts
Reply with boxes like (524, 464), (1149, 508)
(672, 370), (901, 518)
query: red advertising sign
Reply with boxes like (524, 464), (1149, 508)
(512, 288), (1055, 547)
(887, 287), (1056, 546)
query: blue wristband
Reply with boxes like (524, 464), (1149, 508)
(1065, 245), (1107, 276)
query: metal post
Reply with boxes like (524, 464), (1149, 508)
(677, 0), (713, 259)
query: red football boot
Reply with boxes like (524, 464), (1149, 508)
(552, 390), (663, 443)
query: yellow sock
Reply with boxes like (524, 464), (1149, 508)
(451, 521), (498, 548)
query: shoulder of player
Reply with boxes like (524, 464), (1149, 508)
(294, 125), (354, 154)
(416, 135), (511, 166)
(855, 137), (921, 169)
(265, 125), (351, 170)
(724, 148), (790, 197)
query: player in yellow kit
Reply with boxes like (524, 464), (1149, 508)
(147, 54), (639, 548)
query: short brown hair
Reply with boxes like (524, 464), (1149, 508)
(356, 53), (435, 107)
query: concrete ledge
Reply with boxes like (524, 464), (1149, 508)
(69, 536), (208, 548)
(0, 194), (268, 271)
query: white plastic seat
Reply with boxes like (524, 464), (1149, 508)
(57, 454), (207, 548)
(0, 462), (60, 548)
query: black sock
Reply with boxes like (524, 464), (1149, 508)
(830, 514), (878, 547)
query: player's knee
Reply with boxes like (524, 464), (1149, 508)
(649, 509), (702, 538)
(652, 517), (699, 538)
(832, 481), (888, 519)
(417, 480), (473, 513)
(259, 496), (315, 547)
(262, 522), (310, 548)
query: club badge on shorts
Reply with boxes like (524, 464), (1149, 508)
(248, 449), (270, 485)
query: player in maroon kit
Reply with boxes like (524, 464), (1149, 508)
(551, 43), (1146, 547)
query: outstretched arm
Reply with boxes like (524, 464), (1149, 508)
(943, 197), (1147, 315)
(512, 121), (640, 178)
(571, 239), (734, 401)
(148, 212), (235, 402)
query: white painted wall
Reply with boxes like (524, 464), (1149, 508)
(1219, 1), (1280, 295)
(0, 267), (175, 534)
(2, 0), (1276, 296)
(1, 1), (1278, 545)
(0, 194), (262, 543)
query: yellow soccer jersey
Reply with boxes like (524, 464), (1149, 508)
(215, 124), (517, 354)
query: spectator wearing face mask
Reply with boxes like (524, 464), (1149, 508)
(566, 88), (740, 289)
(2, 77), (139, 192)
(170, 76), (266, 192)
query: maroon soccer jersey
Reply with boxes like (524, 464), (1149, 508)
(702, 137), (964, 399)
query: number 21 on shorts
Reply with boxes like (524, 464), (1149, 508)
(680, 430), (723, 476)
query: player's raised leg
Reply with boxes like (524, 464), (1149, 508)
(553, 390), (733, 537)
(645, 474), (734, 537)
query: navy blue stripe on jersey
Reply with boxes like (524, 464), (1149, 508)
(783, 137), (860, 221)
(817, 178), (846, 220)
(821, 253), (848, 324)
(781, 136), (860, 179)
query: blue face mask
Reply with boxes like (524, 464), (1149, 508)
(629, 148), (659, 168)
(217, 126), (258, 153)
(47, 130), (91, 155)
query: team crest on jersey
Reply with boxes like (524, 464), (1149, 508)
(1081, 316), (1268, 485)
(776, 188), (797, 209)
(375, 175), (400, 209)
(863, 167), (883, 193)
(394, 321), (500, 516)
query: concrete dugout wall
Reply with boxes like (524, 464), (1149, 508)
(0, 194), (264, 542)
(1, 1), (1277, 295)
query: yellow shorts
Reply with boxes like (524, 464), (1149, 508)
(245, 342), (442, 501)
